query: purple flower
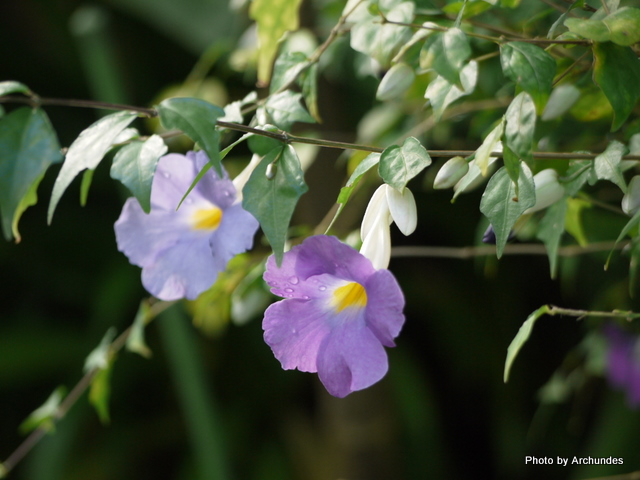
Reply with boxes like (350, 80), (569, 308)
(115, 151), (259, 301)
(262, 235), (405, 397)
(604, 324), (640, 407)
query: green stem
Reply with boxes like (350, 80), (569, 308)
(0, 299), (173, 478)
(3, 96), (640, 161)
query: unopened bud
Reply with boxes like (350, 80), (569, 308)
(433, 156), (469, 189)
(622, 175), (640, 216)
(386, 186), (417, 235)
(376, 63), (415, 101)
(361, 184), (391, 241)
(524, 169), (565, 214)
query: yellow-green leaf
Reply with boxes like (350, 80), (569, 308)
(250, 0), (303, 85)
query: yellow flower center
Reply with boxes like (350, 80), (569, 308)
(191, 206), (223, 231)
(332, 282), (367, 312)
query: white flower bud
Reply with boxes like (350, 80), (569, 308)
(622, 175), (640, 216)
(232, 153), (262, 203)
(433, 156), (469, 190)
(524, 169), (565, 214)
(361, 184), (391, 241)
(360, 215), (392, 270)
(376, 63), (415, 101)
(386, 186), (417, 235)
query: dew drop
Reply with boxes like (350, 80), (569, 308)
(288, 276), (299, 285)
(284, 288), (294, 293)
(319, 285), (327, 291)
(301, 295), (309, 300)
(162, 171), (171, 179)
(291, 328), (297, 334)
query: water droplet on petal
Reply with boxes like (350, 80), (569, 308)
(288, 276), (299, 285)
(284, 288), (294, 293)
(162, 171), (171, 179)
(291, 328), (297, 334)
(319, 285), (327, 291)
(301, 295), (309, 300)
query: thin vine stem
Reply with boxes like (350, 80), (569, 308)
(383, 19), (592, 45)
(391, 240), (627, 259)
(0, 299), (174, 478)
(3, 95), (640, 161)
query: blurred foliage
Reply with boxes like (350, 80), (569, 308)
(2, 0), (640, 479)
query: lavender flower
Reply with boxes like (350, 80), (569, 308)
(604, 324), (640, 407)
(115, 151), (259, 301)
(262, 235), (405, 397)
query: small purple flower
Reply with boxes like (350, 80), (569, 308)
(262, 235), (405, 397)
(115, 151), (259, 301)
(604, 324), (640, 407)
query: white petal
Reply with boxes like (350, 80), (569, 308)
(361, 184), (391, 241)
(386, 186), (417, 236)
(360, 216), (391, 270)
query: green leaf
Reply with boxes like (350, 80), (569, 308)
(126, 300), (153, 358)
(84, 327), (117, 423)
(19, 386), (67, 434)
(379, 137), (432, 192)
(424, 61), (478, 121)
(350, 1), (415, 68)
(536, 199), (568, 278)
(562, 160), (592, 197)
(593, 42), (640, 131)
(48, 110), (137, 224)
(502, 144), (521, 188)
(243, 145), (308, 265)
(0, 80), (32, 97)
(421, 28), (471, 87)
(250, 0), (304, 85)
(79, 169), (94, 207)
(475, 117), (504, 176)
(300, 63), (321, 122)
(504, 91), (536, 163)
(110, 134), (167, 213)
(156, 97), (225, 175)
(89, 360), (113, 424)
(548, 0), (584, 39)
(504, 305), (551, 383)
(264, 90), (315, 130)
(328, 152), (381, 232)
(247, 124), (283, 156)
(0, 107), (62, 241)
(564, 17), (612, 42)
(605, 7), (640, 46)
(479, 164), (536, 258)
(500, 42), (556, 111)
(270, 51), (309, 94)
(607, 207), (640, 268)
(594, 140), (628, 192)
(565, 7), (640, 46)
(84, 327), (117, 372)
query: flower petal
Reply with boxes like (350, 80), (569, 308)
(211, 204), (259, 263)
(140, 236), (219, 300)
(151, 154), (201, 210)
(264, 236), (376, 298)
(386, 186), (417, 236)
(263, 298), (333, 372)
(114, 198), (188, 267)
(364, 269), (405, 346)
(361, 184), (391, 241)
(316, 320), (389, 398)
